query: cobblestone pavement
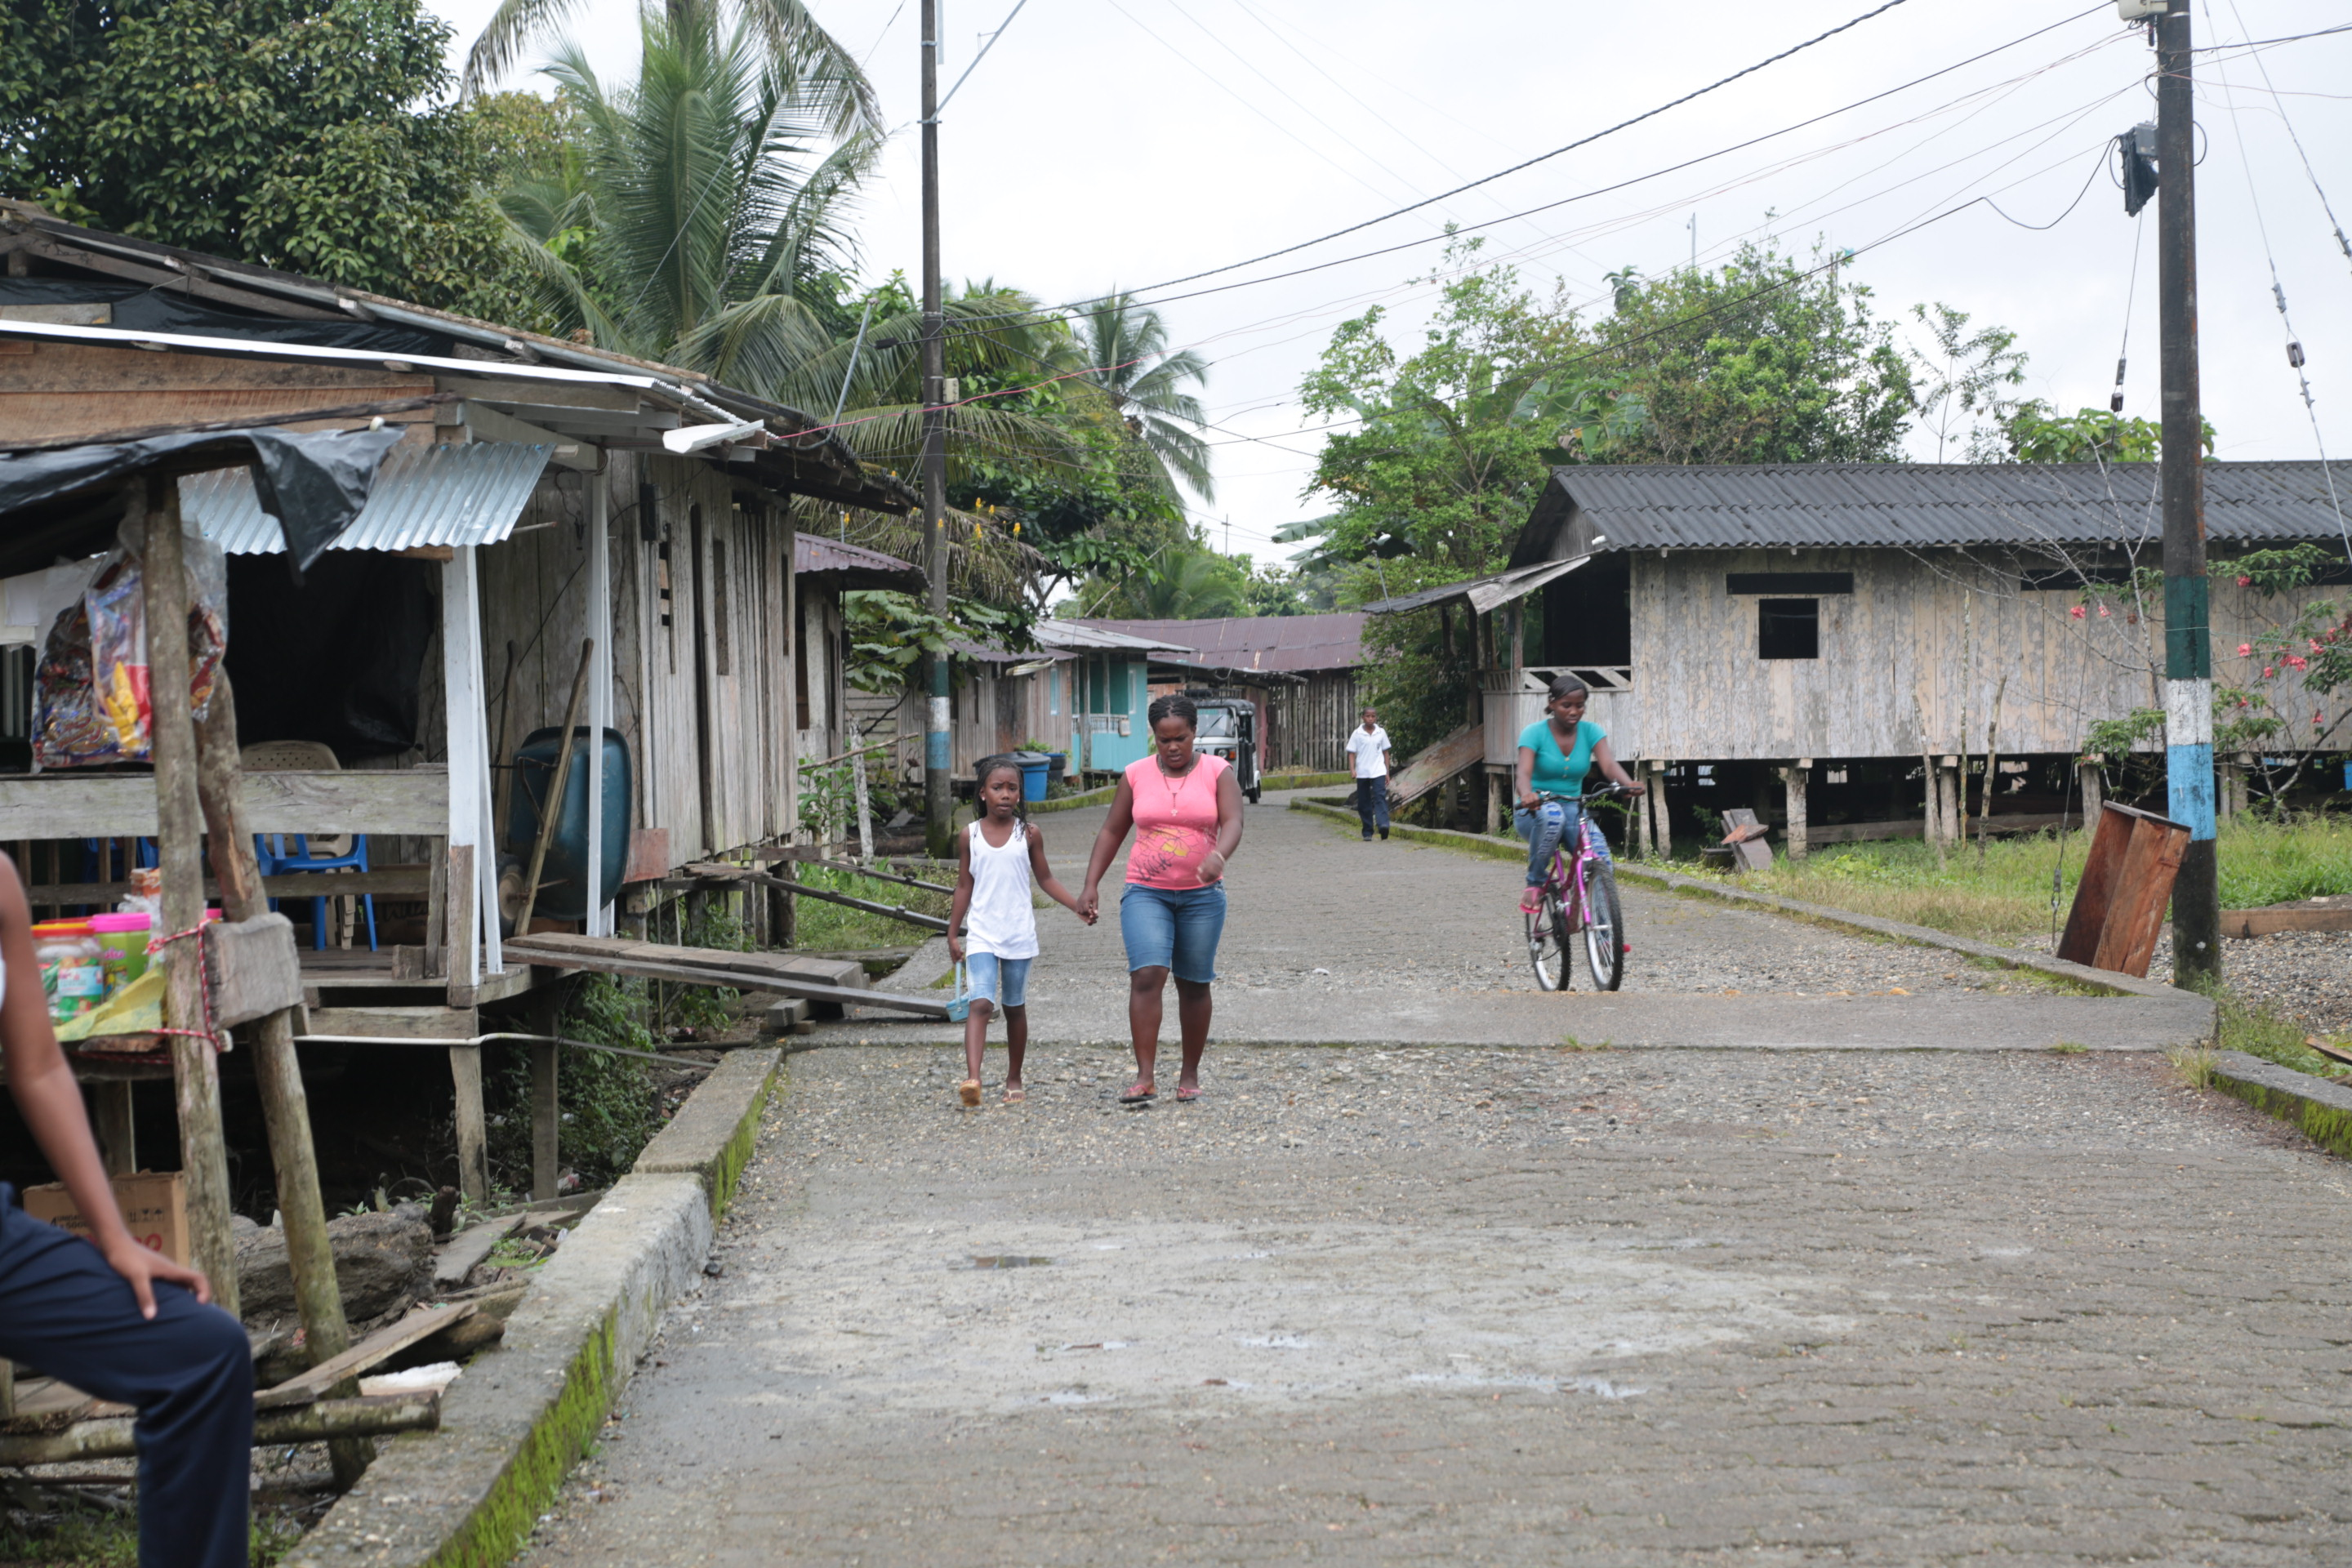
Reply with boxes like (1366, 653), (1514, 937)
(880, 793), (2078, 1001)
(521, 1043), (2352, 1567)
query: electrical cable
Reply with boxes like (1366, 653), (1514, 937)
(2223, 0), (2352, 278)
(2204, 0), (2351, 566)
(1983, 145), (2109, 228)
(2113, 208), (2145, 413)
(944, 0), (2116, 329)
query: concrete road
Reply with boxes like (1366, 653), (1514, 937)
(522, 1045), (2352, 1566)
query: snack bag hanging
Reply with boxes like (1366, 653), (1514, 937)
(85, 567), (150, 754)
(32, 514), (228, 769)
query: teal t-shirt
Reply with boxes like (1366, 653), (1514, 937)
(1519, 718), (1604, 796)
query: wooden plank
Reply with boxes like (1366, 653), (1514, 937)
(0, 1393), (439, 1465)
(2058, 803), (2149, 966)
(2092, 815), (2191, 978)
(502, 941), (942, 1018)
(26, 866), (431, 905)
(504, 932), (869, 990)
(0, 771), (448, 838)
(1805, 813), (2074, 846)
(305, 1006), (482, 1040)
(256, 1302), (477, 1409)
(1388, 722), (1483, 808)
(2220, 902), (2352, 938)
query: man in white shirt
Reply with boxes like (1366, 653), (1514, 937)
(1344, 708), (1394, 841)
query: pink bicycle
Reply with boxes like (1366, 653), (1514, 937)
(1525, 786), (1628, 992)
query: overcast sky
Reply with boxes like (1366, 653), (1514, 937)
(431, 0), (2352, 565)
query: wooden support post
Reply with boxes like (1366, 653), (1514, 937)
(514, 639), (594, 938)
(424, 835), (447, 979)
(1936, 759), (1961, 848)
(448, 1046), (488, 1204)
(1650, 764), (1672, 859)
(1783, 760), (1810, 862)
(2079, 755), (2105, 826)
(773, 858), (797, 947)
(139, 476), (237, 1317)
(193, 669), (366, 1486)
(445, 844), (475, 1009)
(91, 1083), (134, 1177)
(1633, 764), (1653, 859)
(528, 987), (562, 1202)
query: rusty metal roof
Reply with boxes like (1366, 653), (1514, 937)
(1067, 613), (1366, 673)
(1526, 461), (2352, 553)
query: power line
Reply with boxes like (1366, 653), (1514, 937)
(2222, 0), (2352, 278)
(947, 2), (2116, 331)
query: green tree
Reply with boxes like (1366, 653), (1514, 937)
(1074, 541), (1249, 620)
(1590, 240), (1914, 466)
(0, 0), (545, 323)
(1074, 292), (1215, 503)
(1904, 302), (2028, 463)
(1998, 401), (2212, 463)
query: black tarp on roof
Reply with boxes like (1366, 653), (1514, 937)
(0, 277), (449, 357)
(0, 425), (405, 573)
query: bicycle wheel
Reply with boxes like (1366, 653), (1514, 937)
(1581, 858), (1625, 991)
(1526, 886), (1570, 991)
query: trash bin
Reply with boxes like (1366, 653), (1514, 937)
(1013, 750), (1052, 803)
(1046, 752), (1067, 786)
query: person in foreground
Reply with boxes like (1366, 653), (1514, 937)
(0, 853), (252, 1568)
(1081, 695), (1245, 1104)
(946, 755), (1093, 1107)
(1515, 674), (1645, 911)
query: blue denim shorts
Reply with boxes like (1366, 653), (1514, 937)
(1119, 883), (1227, 983)
(963, 951), (1031, 1009)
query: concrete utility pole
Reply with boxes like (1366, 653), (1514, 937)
(2154, 0), (2219, 985)
(920, 0), (952, 858)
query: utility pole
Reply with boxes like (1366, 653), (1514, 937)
(2154, 0), (2219, 985)
(920, 0), (951, 858)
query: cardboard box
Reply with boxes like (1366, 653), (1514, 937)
(21, 1171), (189, 1266)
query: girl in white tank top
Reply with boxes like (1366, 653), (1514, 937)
(946, 756), (1094, 1106)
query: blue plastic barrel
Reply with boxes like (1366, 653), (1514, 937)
(507, 726), (634, 920)
(1019, 759), (1049, 801)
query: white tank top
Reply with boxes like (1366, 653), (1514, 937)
(963, 819), (1039, 960)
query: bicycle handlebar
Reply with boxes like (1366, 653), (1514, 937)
(1530, 783), (1630, 805)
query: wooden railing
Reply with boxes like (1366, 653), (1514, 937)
(0, 768), (448, 838)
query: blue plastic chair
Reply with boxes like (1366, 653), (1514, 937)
(256, 832), (377, 952)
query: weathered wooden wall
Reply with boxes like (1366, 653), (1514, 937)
(1266, 671), (1360, 772)
(1480, 547), (2350, 764)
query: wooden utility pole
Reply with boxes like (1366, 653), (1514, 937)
(2155, 0), (2219, 984)
(919, 0), (952, 858)
(137, 476), (237, 1313)
(194, 671), (367, 1489)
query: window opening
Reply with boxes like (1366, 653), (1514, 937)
(795, 602), (812, 730)
(1758, 599), (1820, 660)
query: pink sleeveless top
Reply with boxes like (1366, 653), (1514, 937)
(1123, 753), (1228, 889)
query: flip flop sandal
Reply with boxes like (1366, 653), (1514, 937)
(1118, 1085), (1156, 1104)
(959, 1079), (982, 1107)
(1175, 1086), (1202, 1102)
(1002, 1087), (1027, 1104)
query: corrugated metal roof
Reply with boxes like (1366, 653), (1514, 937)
(1033, 621), (1190, 653)
(1542, 461), (2351, 550)
(794, 535), (920, 578)
(1068, 613), (1366, 672)
(180, 440), (550, 555)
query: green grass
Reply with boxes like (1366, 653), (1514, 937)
(1699, 815), (2352, 942)
(790, 863), (953, 950)
(0, 1512), (304, 1566)
(2203, 979), (2352, 1080)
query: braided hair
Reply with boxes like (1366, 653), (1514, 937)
(1146, 692), (1197, 731)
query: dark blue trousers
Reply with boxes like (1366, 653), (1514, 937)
(1353, 776), (1390, 835)
(0, 1189), (252, 1568)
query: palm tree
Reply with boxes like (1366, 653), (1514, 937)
(501, 1), (872, 382)
(463, 0), (879, 141)
(1076, 292), (1214, 504)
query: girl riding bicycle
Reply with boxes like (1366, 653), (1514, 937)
(1515, 673), (1646, 915)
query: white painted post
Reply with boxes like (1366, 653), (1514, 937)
(441, 551), (483, 991)
(852, 746), (873, 865)
(585, 479), (612, 935)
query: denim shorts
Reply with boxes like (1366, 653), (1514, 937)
(964, 951), (1031, 1009)
(1119, 883), (1227, 983)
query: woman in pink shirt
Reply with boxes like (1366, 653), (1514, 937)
(1080, 693), (1246, 1103)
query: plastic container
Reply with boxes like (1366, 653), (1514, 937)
(506, 726), (635, 921)
(87, 911), (152, 996)
(1012, 750), (1051, 803)
(33, 920), (103, 1025)
(1045, 753), (1067, 786)
(118, 866), (162, 921)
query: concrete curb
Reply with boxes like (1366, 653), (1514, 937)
(286, 1049), (783, 1568)
(632, 1048), (782, 1216)
(1029, 785), (1116, 814)
(2210, 1049), (2352, 1159)
(1287, 798), (2209, 1017)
